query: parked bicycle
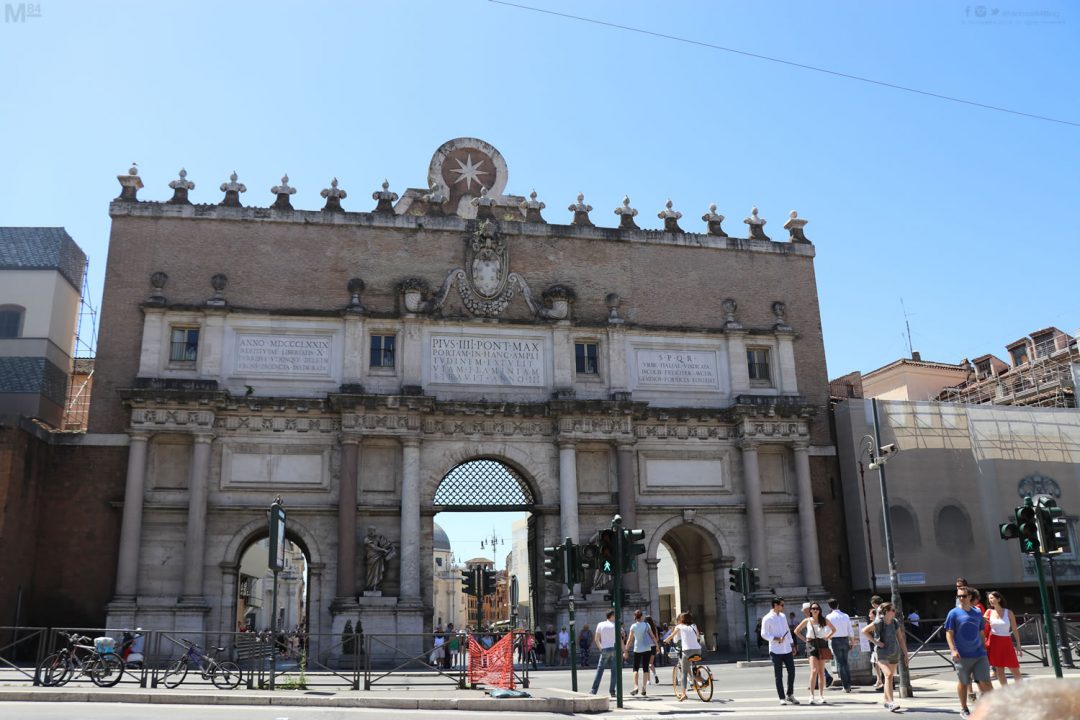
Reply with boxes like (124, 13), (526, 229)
(38, 631), (125, 688)
(671, 648), (713, 702)
(161, 639), (243, 689)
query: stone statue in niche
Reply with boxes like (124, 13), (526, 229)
(364, 527), (396, 592)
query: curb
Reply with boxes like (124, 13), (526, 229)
(0, 687), (610, 713)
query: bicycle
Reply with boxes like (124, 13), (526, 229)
(38, 631), (125, 688)
(160, 639), (243, 689)
(671, 648), (713, 702)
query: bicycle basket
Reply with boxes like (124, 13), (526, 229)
(94, 637), (117, 654)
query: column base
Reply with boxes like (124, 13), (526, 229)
(358, 596), (423, 663)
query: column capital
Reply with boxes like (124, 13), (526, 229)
(193, 432), (215, 444)
(128, 430), (152, 442)
(340, 435), (361, 446)
(557, 437), (577, 449)
(739, 438), (759, 452)
(614, 437), (636, 450)
(792, 441), (810, 452)
(644, 557), (661, 569)
(401, 436), (421, 449)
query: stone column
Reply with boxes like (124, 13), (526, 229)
(558, 440), (579, 544)
(181, 433), (214, 602)
(793, 443), (823, 589)
(337, 438), (359, 599)
(741, 441), (769, 583)
(114, 432), (151, 601)
(645, 558), (661, 622)
(399, 437), (421, 601)
(615, 441), (638, 592)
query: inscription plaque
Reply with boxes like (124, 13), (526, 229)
(430, 335), (545, 386)
(235, 333), (332, 376)
(634, 348), (719, 389)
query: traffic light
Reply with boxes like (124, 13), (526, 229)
(579, 542), (599, 570)
(748, 567), (761, 593)
(729, 567), (744, 594)
(622, 528), (646, 573)
(543, 545), (564, 584)
(597, 529), (616, 574)
(482, 568), (497, 596)
(1038, 497), (1065, 554)
(462, 569), (477, 597)
(1048, 517), (1070, 555)
(1017, 504), (1040, 554)
(999, 521), (1019, 540)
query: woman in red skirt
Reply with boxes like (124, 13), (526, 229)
(984, 591), (1023, 685)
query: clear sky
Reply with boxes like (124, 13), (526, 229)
(2, 1), (1077, 544)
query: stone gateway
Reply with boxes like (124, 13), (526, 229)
(92, 138), (841, 658)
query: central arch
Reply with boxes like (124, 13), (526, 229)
(428, 456), (541, 633)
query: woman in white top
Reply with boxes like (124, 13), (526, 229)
(984, 591), (1023, 685)
(795, 602), (837, 705)
(662, 611), (701, 702)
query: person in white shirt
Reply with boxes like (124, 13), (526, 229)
(662, 611), (702, 702)
(826, 598), (856, 693)
(590, 610), (619, 696)
(557, 626), (570, 666)
(760, 597), (799, 705)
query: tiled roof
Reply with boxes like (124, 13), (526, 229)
(0, 227), (87, 290)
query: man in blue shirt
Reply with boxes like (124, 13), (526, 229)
(945, 586), (994, 718)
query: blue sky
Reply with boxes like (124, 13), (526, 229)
(2, 1), (1077, 548)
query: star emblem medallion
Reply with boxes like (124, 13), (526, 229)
(449, 153), (490, 192)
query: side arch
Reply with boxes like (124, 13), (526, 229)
(647, 513), (729, 562)
(220, 515), (325, 569)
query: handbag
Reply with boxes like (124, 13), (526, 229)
(817, 639), (833, 661)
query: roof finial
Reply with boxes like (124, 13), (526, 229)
(520, 189), (547, 223)
(702, 203), (728, 237)
(744, 206), (771, 241)
(167, 168), (195, 205)
(219, 171), (247, 207)
(116, 163), (144, 202)
(271, 173), (297, 210)
(614, 195), (639, 230)
(320, 177), (348, 212)
(371, 179), (399, 214)
(568, 192), (594, 227)
(657, 198), (684, 233)
(783, 209), (811, 243)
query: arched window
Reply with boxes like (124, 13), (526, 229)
(0, 305), (25, 339)
(881, 505), (921, 549)
(935, 504), (975, 548)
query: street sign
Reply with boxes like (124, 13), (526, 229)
(268, 500), (286, 572)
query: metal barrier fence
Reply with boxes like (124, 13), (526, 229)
(904, 614), (1049, 671)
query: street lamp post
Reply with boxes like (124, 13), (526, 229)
(858, 436), (879, 599)
(870, 398), (913, 699)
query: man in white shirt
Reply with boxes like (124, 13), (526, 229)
(590, 610), (619, 696)
(826, 598), (856, 693)
(761, 597), (799, 705)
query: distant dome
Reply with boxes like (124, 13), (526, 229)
(433, 522), (451, 552)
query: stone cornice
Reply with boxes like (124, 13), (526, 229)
(110, 199), (816, 259)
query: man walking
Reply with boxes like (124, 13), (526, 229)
(590, 610), (619, 697)
(946, 586), (994, 718)
(826, 598), (856, 693)
(762, 597), (799, 705)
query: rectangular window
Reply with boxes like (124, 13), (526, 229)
(370, 334), (396, 369)
(747, 348), (771, 382)
(169, 327), (199, 362)
(1010, 346), (1029, 366)
(0, 309), (22, 339)
(1033, 333), (1057, 359)
(575, 341), (599, 375)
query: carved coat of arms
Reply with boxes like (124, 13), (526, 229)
(456, 221), (518, 317)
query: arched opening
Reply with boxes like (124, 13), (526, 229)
(655, 524), (719, 650)
(935, 504), (974, 548)
(880, 505), (922, 552)
(431, 458), (537, 635)
(235, 534), (310, 636)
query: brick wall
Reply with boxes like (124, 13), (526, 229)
(0, 423), (126, 629)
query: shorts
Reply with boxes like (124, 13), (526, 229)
(955, 655), (991, 685)
(633, 650), (652, 671)
(878, 653), (899, 666)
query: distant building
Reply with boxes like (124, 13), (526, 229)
(431, 523), (466, 629)
(0, 227), (87, 428)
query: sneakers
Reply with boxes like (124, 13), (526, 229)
(844, 687), (852, 693)
(960, 709), (971, 719)
(884, 701), (900, 712)
(780, 698), (791, 705)
(811, 695), (823, 705)
(630, 688), (638, 696)
(786, 694), (801, 705)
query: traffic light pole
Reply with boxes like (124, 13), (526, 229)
(612, 516), (625, 709)
(1033, 551), (1064, 678)
(1047, 556), (1076, 668)
(563, 539), (579, 692)
(741, 565), (751, 663)
(871, 399), (913, 698)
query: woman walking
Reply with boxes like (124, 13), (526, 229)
(984, 591), (1023, 686)
(663, 611), (701, 702)
(795, 602), (836, 705)
(862, 602), (908, 713)
(623, 610), (660, 696)
(645, 615), (661, 683)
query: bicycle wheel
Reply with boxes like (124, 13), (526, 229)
(693, 665), (713, 702)
(90, 654), (125, 688)
(39, 652), (73, 687)
(212, 661), (243, 690)
(161, 657), (189, 688)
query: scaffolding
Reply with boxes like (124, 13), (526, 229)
(934, 337), (1078, 409)
(61, 258), (97, 431)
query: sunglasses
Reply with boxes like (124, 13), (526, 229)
(956, 595), (967, 599)
(810, 607), (821, 611)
